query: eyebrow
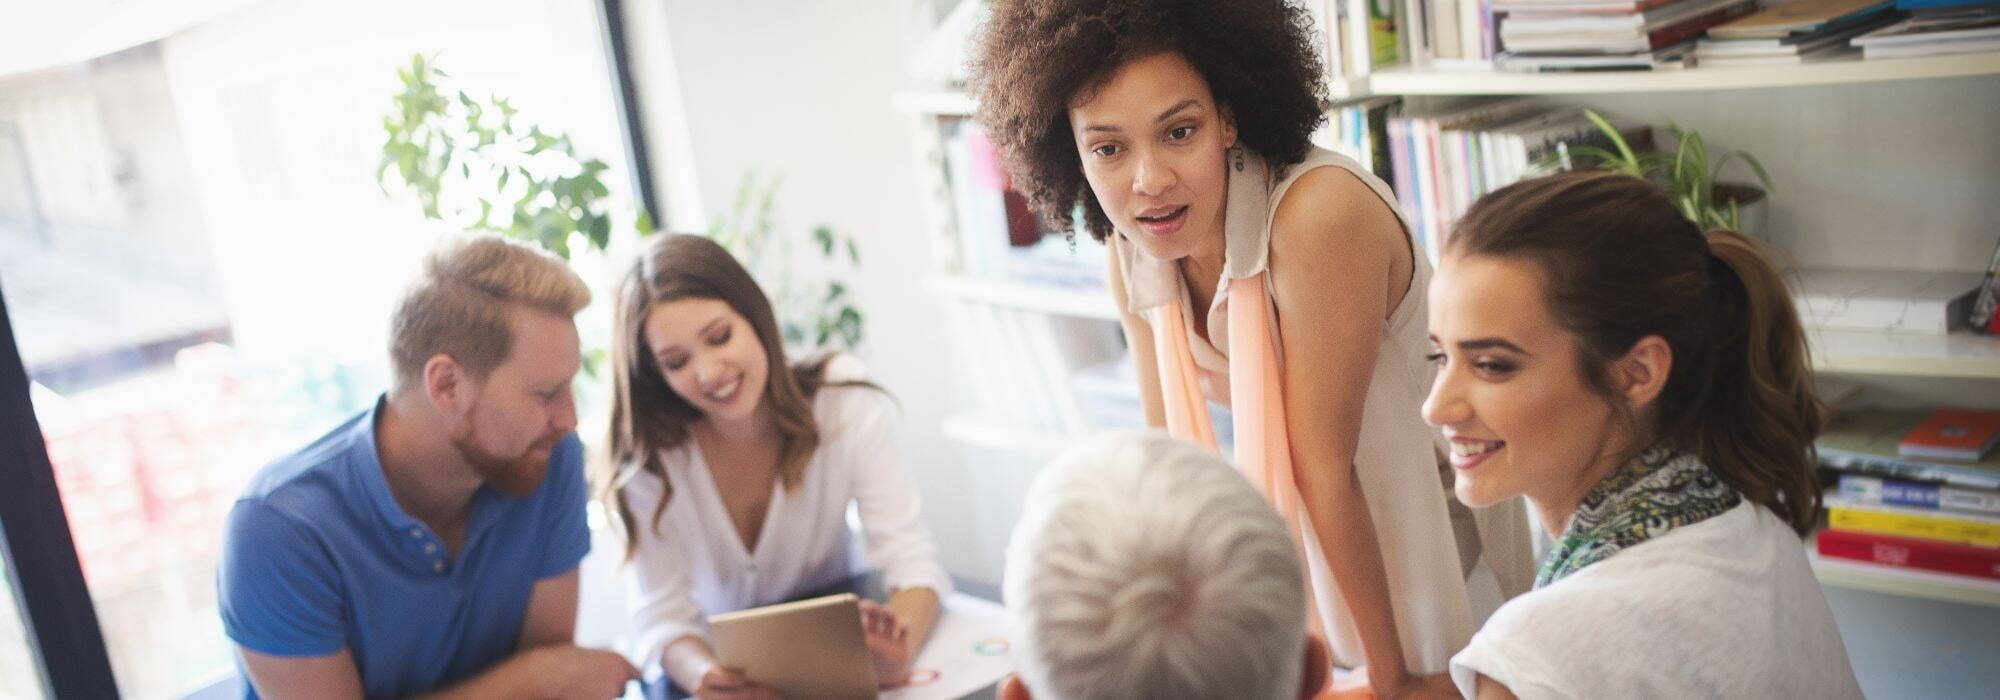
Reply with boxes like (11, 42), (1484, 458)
(1080, 98), (1202, 134)
(1428, 334), (1532, 355)
(653, 317), (730, 359)
(1459, 338), (1531, 355)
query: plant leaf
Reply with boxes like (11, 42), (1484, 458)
(1564, 146), (1632, 174)
(1736, 152), (1774, 193)
(1583, 110), (1639, 172)
(813, 226), (834, 256)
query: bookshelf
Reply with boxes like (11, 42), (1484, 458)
(895, 15), (2000, 610)
(894, 52), (2000, 108)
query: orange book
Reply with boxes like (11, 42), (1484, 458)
(1899, 409), (2000, 463)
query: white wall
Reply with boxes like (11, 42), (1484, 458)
(630, 1), (989, 582)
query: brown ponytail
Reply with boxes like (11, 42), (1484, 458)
(1692, 229), (1822, 534)
(1449, 171), (1823, 535)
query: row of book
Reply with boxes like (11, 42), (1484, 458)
(1322, 96), (1652, 264)
(943, 121), (1110, 290)
(1298, 0), (1419, 85)
(1493, 0), (2000, 72)
(1815, 408), (2000, 582)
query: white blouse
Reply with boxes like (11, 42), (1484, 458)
(620, 356), (952, 668)
(1450, 502), (1862, 698)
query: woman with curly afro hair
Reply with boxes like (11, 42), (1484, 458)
(971, 2), (1515, 696)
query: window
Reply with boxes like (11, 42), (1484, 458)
(0, 1), (641, 695)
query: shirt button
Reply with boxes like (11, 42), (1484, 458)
(423, 543), (437, 554)
(433, 561), (445, 573)
(409, 528), (422, 539)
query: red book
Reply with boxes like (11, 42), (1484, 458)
(1817, 528), (2000, 581)
(1899, 409), (2000, 462)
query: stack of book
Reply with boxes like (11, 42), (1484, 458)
(1852, 0), (2000, 59)
(1493, 0), (1759, 71)
(1790, 267), (1986, 334)
(1696, 0), (1903, 66)
(1816, 408), (2000, 582)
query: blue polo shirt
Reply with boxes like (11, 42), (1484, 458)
(218, 398), (591, 698)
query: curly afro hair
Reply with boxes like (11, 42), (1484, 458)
(969, 0), (1326, 242)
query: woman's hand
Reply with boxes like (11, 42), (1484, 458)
(859, 600), (913, 687)
(693, 664), (779, 700)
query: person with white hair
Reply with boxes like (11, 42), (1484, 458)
(1000, 430), (1330, 700)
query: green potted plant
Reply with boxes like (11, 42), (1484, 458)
(376, 54), (864, 354)
(1562, 109), (1773, 234)
(377, 54), (643, 259)
(706, 172), (866, 352)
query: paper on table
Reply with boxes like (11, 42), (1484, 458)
(881, 592), (1014, 700)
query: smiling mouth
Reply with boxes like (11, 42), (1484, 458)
(706, 377), (742, 404)
(1137, 206), (1187, 224)
(1449, 439), (1504, 470)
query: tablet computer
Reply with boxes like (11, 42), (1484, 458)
(708, 592), (877, 699)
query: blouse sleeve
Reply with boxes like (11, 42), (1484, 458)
(833, 370), (953, 598)
(620, 467), (707, 670)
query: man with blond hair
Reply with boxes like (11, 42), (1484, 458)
(220, 234), (636, 699)
(1001, 431), (1331, 700)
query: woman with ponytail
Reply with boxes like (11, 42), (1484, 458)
(1421, 171), (1861, 698)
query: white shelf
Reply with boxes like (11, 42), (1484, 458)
(925, 275), (1121, 320)
(893, 90), (975, 116)
(897, 78), (1371, 115)
(1365, 52), (2000, 95)
(899, 53), (2000, 110)
(923, 278), (2000, 376)
(1811, 328), (2000, 379)
(1810, 538), (2000, 608)
(939, 414), (1077, 455)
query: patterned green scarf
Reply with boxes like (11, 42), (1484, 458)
(1536, 444), (1742, 588)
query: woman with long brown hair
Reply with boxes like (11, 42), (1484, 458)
(602, 234), (949, 698)
(1424, 171), (1860, 697)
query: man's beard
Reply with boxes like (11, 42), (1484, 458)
(450, 416), (558, 498)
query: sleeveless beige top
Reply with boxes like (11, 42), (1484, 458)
(1111, 146), (1475, 675)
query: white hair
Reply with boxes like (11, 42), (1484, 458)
(1005, 430), (1306, 700)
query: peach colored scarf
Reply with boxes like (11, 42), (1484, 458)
(1147, 278), (1373, 697)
